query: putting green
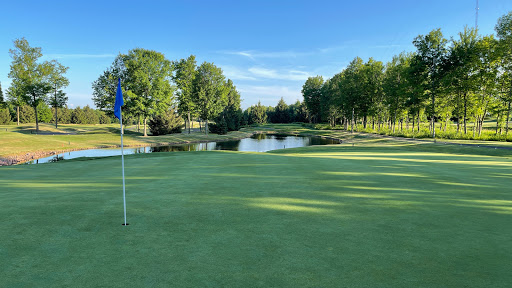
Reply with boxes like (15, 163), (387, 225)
(1, 144), (511, 287)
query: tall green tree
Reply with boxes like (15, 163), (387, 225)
(301, 76), (324, 123)
(495, 11), (512, 135)
(273, 97), (290, 123)
(173, 55), (197, 133)
(288, 100), (307, 123)
(6, 85), (24, 125)
(444, 26), (480, 134)
(92, 55), (127, 117)
(474, 35), (500, 136)
(413, 29), (448, 138)
(222, 79), (243, 131)
(360, 58), (384, 128)
(250, 101), (267, 124)
(8, 38), (53, 132)
(47, 60), (69, 128)
(123, 48), (174, 136)
(405, 53), (428, 132)
(383, 53), (412, 132)
(320, 73), (343, 127)
(340, 57), (365, 132)
(191, 62), (228, 136)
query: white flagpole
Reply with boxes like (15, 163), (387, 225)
(120, 107), (127, 226)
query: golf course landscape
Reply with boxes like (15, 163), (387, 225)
(2, 3), (512, 286)
(1, 124), (511, 287)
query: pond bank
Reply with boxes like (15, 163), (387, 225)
(0, 130), (256, 166)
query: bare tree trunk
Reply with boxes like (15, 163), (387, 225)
(496, 111), (501, 135)
(34, 101), (39, 133)
(463, 93), (468, 134)
(506, 102), (511, 136)
(137, 115), (140, 132)
(143, 117), (147, 137)
(54, 88), (58, 128)
(188, 112), (191, 134)
(205, 119), (208, 136)
(431, 92), (436, 139)
(417, 112), (420, 133)
(17, 106), (20, 126)
(351, 108), (354, 133)
(478, 114), (483, 136)
(481, 108), (487, 136)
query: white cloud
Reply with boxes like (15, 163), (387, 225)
(248, 67), (312, 81)
(221, 50), (312, 59)
(318, 45), (348, 53)
(221, 65), (258, 81)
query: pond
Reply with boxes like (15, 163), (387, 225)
(26, 134), (340, 164)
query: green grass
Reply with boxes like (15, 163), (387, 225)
(1, 141), (511, 287)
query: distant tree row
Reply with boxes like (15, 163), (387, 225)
(301, 11), (512, 138)
(92, 52), (242, 136)
(242, 99), (308, 125)
(0, 103), (111, 125)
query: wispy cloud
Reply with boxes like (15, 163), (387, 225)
(221, 50), (312, 59)
(221, 43), (355, 59)
(222, 65), (258, 81)
(45, 53), (116, 59)
(318, 45), (348, 53)
(248, 67), (312, 81)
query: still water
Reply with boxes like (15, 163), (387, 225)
(27, 134), (339, 164)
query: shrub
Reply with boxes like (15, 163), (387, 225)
(0, 108), (11, 124)
(209, 117), (228, 135)
(19, 105), (35, 123)
(149, 109), (183, 136)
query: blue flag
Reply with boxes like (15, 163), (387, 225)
(114, 78), (123, 120)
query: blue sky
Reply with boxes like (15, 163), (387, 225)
(1, 0), (511, 109)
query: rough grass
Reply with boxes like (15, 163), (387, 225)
(0, 142), (511, 287)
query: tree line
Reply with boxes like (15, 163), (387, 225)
(0, 102), (111, 125)
(1, 39), (244, 136)
(242, 98), (308, 125)
(300, 11), (512, 140)
(92, 52), (242, 136)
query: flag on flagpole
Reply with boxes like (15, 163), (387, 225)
(114, 78), (123, 120)
(114, 78), (128, 226)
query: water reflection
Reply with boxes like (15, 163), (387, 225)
(26, 134), (339, 164)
